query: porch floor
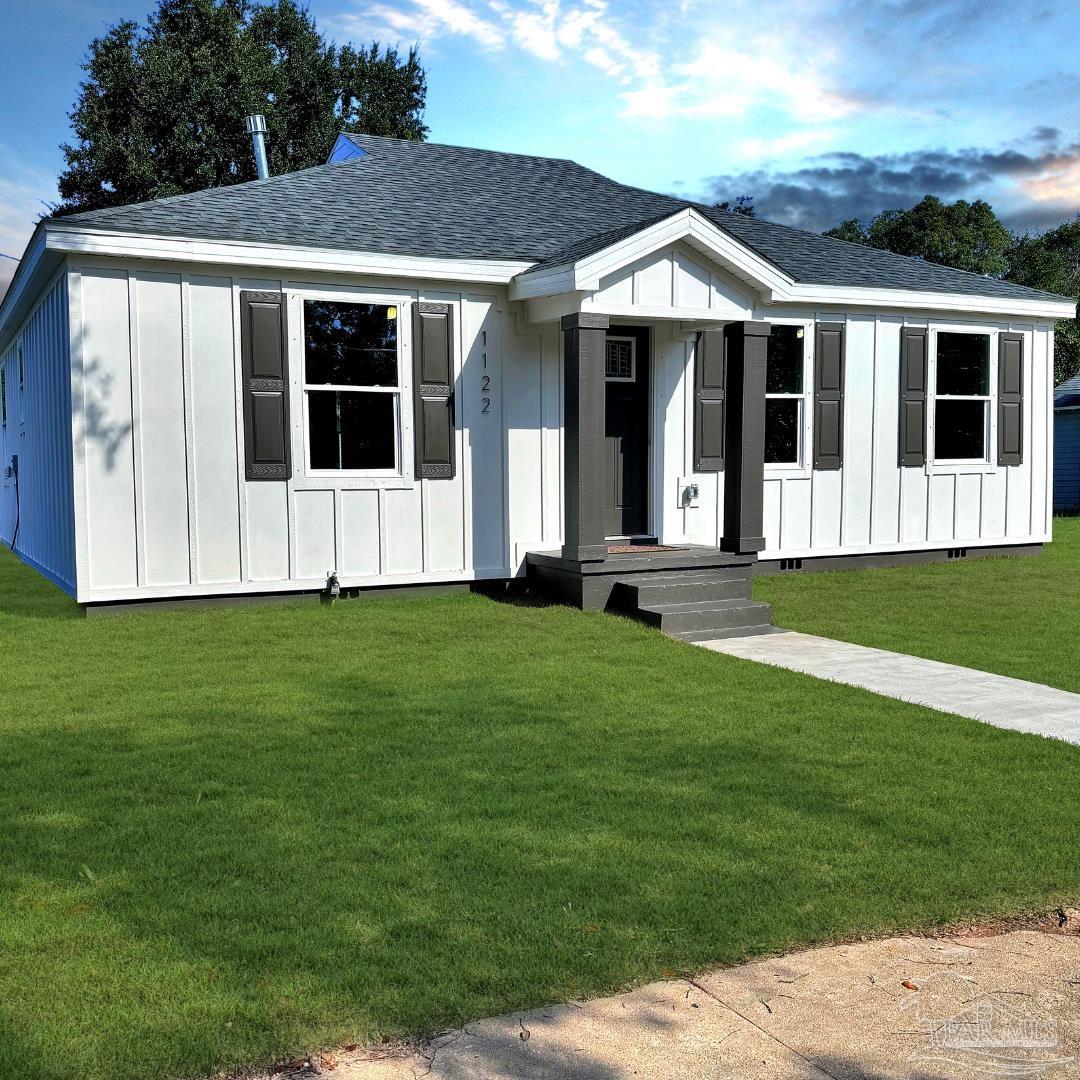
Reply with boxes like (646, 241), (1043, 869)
(526, 545), (774, 639)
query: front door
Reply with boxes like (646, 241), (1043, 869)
(604, 325), (650, 537)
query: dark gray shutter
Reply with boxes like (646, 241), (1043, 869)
(240, 290), (290, 480)
(694, 328), (726, 471)
(899, 326), (928, 467)
(998, 332), (1024, 466)
(412, 302), (455, 479)
(813, 322), (844, 470)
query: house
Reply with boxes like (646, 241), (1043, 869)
(0, 133), (1074, 631)
(1054, 374), (1080, 512)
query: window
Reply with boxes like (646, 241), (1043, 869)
(764, 325), (806, 465)
(1, 364), (6, 427)
(605, 337), (635, 381)
(302, 300), (400, 472)
(934, 332), (990, 461)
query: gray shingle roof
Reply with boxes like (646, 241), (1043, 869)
(61, 133), (1072, 305)
(1056, 373), (1080, 409)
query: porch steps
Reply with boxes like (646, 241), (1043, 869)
(611, 569), (774, 641)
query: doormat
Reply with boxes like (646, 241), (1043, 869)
(607, 544), (684, 554)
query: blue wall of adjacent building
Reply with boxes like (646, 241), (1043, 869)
(1055, 410), (1080, 512)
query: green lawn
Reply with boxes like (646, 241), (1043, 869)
(1, 549), (1078, 1080)
(755, 516), (1080, 694)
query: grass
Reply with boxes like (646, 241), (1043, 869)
(755, 515), (1080, 694)
(0, 547), (1078, 1080)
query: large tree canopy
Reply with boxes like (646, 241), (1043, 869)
(1008, 218), (1080, 385)
(825, 197), (1080, 385)
(56, 0), (427, 216)
(825, 196), (1013, 277)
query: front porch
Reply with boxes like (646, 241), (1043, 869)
(526, 543), (773, 640)
(525, 312), (776, 639)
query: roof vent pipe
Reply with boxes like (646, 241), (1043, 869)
(244, 114), (269, 180)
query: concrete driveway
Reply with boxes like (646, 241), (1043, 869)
(261, 922), (1080, 1080)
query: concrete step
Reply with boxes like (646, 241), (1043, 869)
(617, 571), (752, 607)
(636, 597), (774, 639)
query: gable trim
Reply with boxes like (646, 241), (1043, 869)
(41, 224), (534, 286)
(508, 208), (1076, 320)
(509, 208), (795, 302)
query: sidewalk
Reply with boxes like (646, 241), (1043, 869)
(256, 925), (1080, 1080)
(699, 630), (1080, 746)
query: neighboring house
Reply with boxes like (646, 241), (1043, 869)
(0, 134), (1074, 629)
(1055, 374), (1080, 512)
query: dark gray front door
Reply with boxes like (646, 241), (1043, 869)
(604, 325), (649, 537)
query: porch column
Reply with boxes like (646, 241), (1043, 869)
(721, 320), (770, 554)
(561, 311), (609, 562)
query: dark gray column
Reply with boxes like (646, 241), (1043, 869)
(561, 312), (609, 562)
(721, 321), (770, 554)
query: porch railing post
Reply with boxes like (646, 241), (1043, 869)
(561, 312), (609, 562)
(721, 320), (770, 554)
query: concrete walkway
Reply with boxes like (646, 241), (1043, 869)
(258, 927), (1080, 1079)
(699, 631), (1080, 745)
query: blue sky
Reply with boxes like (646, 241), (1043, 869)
(2, 0), (1080, 297)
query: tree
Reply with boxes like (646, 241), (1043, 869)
(824, 197), (1012, 276)
(55, 0), (427, 216)
(716, 195), (756, 218)
(870, 196), (1011, 276)
(1008, 217), (1080, 385)
(824, 198), (1080, 383)
(823, 217), (867, 245)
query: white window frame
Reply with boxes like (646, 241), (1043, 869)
(292, 287), (415, 486)
(763, 318), (813, 476)
(605, 335), (636, 382)
(928, 325), (998, 473)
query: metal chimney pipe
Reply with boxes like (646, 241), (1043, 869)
(244, 114), (269, 180)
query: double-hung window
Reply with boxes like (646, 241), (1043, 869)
(764, 324), (807, 466)
(302, 300), (401, 473)
(933, 331), (990, 462)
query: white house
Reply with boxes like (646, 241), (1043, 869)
(0, 133), (1074, 632)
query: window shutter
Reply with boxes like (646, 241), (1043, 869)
(694, 328), (726, 471)
(412, 302), (455, 479)
(998, 332), (1024, 466)
(899, 326), (928, 467)
(240, 291), (290, 481)
(813, 322), (844, 470)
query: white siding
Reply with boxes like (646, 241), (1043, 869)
(661, 311), (1053, 559)
(188, 276), (242, 583)
(133, 272), (190, 586)
(590, 243), (753, 319)
(65, 254), (1056, 604)
(80, 269), (138, 591)
(647, 303), (1048, 560)
(73, 265), (519, 602)
(0, 274), (76, 593)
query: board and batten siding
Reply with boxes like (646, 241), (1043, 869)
(654, 309), (1054, 558)
(71, 264), (527, 603)
(0, 273), (77, 593)
(64, 250), (1056, 604)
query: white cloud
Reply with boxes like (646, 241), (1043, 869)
(331, 0), (867, 130)
(336, 0), (506, 51)
(0, 149), (55, 304)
